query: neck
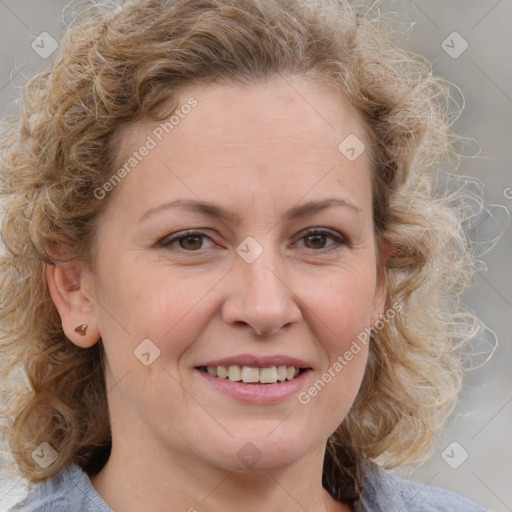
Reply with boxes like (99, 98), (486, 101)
(89, 439), (352, 512)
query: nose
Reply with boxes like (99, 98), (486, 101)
(221, 244), (303, 337)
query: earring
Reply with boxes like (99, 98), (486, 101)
(74, 323), (88, 336)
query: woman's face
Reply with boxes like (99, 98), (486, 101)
(76, 77), (386, 473)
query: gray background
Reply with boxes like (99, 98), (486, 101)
(0, 1), (511, 510)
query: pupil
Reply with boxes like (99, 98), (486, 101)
(306, 234), (325, 249)
(181, 235), (202, 250)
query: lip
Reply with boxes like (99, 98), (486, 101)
(195, 367), (312, 404)
(197, 354), (311, 369)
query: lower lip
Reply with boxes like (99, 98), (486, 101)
(195, 368), (312, 404)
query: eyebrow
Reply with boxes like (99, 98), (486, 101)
(139, 197), (363, 223)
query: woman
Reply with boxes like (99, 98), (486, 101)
(0, 0), (488, 510)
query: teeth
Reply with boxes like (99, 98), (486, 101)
(276, 365), (287, 381)
(204, 365), (304, 384)
(228, 365), (242, 381)
(260, 367), (278, 383)
(241, 366), (260, 383)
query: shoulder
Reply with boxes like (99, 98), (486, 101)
(357, 461), (488, 512)
(7, 464), (112, 512)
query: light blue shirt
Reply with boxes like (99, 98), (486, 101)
(8, 461), (488, 511)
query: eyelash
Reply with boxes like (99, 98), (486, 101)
(158, 228), (348, 254)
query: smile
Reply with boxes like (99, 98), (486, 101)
(197, 365), (307, 384)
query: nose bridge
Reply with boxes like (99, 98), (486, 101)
(222, 235), (302, 336)
(243, 250), (286, 304)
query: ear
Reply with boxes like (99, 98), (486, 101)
(45, 261), (100, 348)
(371, 241), (392, 325)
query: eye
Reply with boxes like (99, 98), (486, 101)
(159, 230), (215, 251)
(295, 228), (347, 252)
(158, 228), (348, 254)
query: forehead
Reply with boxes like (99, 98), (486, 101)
(104, 77), (373, 222)
(117, 76), (369, 161)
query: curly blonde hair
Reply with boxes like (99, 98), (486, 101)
(0, 0), (483, 497)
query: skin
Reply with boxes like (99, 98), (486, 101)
(46, 75), (389, 512)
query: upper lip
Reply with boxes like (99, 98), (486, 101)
(197, 354), (311, 369)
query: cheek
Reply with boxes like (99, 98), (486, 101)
(308, 267), (377, 350)
(94, 259), (218, 362)
(302, 283), (373, 430)
(300, 269), (375, 413)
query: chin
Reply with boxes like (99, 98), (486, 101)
(200, 430), (318, 473)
